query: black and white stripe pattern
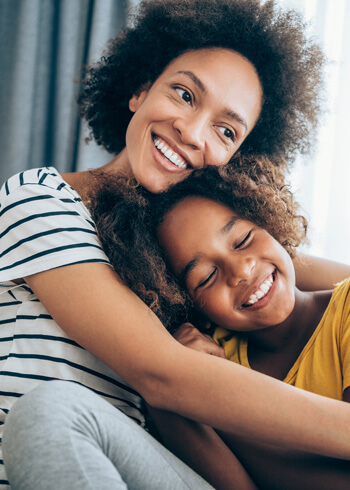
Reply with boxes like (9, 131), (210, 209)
(0, 168), (145, 487)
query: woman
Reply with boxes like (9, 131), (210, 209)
(2, 1), (350, 488)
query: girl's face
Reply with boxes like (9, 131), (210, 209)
(157, 197), (296, 331)
(123, 48), (262, 193)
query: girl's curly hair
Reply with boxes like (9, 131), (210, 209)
(79, 0), (324, 164)
(89, 155), (307, 332)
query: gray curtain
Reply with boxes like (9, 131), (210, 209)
(0, 0), (131, 186)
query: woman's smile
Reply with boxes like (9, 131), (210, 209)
(123, 47), (263, 193)
(151, 134), (192, 171)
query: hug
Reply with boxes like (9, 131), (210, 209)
(1, 1), (350, 489)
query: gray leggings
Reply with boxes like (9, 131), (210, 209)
(2, 381), (213, 489)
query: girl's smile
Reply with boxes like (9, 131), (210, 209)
(158, 196), (296, 331)
(239, 270), (277, 311)
(118, 48), (263, 193)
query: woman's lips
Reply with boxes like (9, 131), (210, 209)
(151, 133), (195, 174)
(153, 135), (188, 169)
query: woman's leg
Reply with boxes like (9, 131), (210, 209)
(3, 381), (212, 489)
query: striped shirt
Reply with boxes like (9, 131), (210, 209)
(0, 167), (145, 487)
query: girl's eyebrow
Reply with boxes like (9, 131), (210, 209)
(179, 215), (239, 286)
(180, 255), (202, 287)
(220, 216), (239, 236)
(175, 70), (248, 132)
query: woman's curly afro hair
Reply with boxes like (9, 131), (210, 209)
(89, 155), (307, 332)
(79, 0), (325, 164)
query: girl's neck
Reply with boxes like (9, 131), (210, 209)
(246, 288), (333, 380)
(247, 288), (332, 352)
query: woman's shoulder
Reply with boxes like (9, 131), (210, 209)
(0, 167), (109, 282)
(0, 166), (93, 225)
(0, 167), (79, 202)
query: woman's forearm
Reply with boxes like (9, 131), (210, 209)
(25, 262), (350, 461)
(294, 253), (350, 291)
(153, 345), (350, 460)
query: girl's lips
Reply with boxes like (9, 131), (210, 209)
(238, 270), (278, 312)
(151, 133), (192, 173)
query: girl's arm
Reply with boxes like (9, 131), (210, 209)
(24, 262), (350, 459)
(294, 253), (350, 291)
(146, 405), (257, 490)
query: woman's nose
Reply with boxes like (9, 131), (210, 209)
(173, 113), (206, 154)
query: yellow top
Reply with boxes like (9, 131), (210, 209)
(213, 279), (350, 400)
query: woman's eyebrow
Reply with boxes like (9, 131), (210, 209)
(223, 109), (247, 131)
(176, 70), (247, 131)
(176, 70), (206, 92)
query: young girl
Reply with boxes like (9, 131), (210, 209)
(2, 1), (350, 488)
(96, 157), (350, 488)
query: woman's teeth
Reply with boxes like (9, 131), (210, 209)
(153, 137), (188, 169)
(244, 274), (274, 306)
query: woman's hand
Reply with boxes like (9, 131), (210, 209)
(174, 323), (226, 358)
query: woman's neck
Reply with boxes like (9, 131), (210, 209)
(61, 151), (131, 203)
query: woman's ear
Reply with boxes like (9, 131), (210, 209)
(129, 83), (151, 113)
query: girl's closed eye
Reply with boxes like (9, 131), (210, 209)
(195, 268), (217, 291)
(235, 230), (252, 249)
(174, 86), (193, 104)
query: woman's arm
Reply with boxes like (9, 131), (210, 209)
(24, 262), (350, 460)
(173, 325), (350, 489)
(146, 325), (257, 489)
(294, 253), (350, 291)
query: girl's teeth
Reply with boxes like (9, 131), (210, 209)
(245, 275), (274, 306)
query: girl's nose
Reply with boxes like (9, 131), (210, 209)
(173, 113), (206, 155)
(226, 256), (255, 287)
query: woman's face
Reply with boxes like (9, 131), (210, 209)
(123, 48), (263, 193)
(157, 196), (296, 331)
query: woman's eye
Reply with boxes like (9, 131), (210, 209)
(219, 126), (236, 141)
(235, 231), (251, 249)
(175, 87), (192, 104)
(196, 268), (217, 290)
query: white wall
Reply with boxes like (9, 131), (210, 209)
(278, 0), (350, 264)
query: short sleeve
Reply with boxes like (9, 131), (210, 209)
(339, 285), (350, 392)
(0, 168), (110, 281)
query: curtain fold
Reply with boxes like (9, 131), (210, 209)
(0, 0), (129, 185)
